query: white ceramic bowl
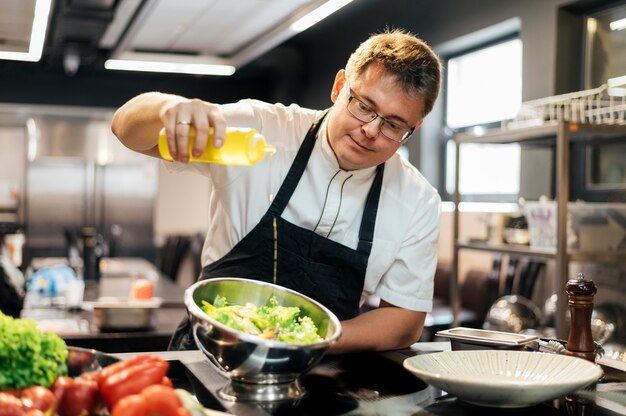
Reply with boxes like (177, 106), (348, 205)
(403, 350), (603, 408)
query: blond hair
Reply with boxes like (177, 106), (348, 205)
(345, 28), (442, 118)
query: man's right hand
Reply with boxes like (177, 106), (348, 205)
(159, 98), (227, 163)
(111, 92), (228, 163)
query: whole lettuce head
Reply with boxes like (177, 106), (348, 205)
(0, 311), (68, 389)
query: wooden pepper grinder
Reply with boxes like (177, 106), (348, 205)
(565, 273), (597, 362)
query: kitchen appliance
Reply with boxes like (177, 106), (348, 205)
(23, 112), (158, 262)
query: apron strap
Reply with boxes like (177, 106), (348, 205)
(268, 111), (329, 217)
(267, 108), (384, 257)
(357, 163), (384, 255)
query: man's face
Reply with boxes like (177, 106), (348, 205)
(326, 62), (425, 171)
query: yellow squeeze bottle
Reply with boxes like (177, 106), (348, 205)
(158, 127), (276, 165)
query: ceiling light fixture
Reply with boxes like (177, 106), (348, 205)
(104, 59), (236, 76)
(0, 0), (52, 62)
(104, 0), (354, 76)
(290, 0), (354, 32)
(609, 17), (626, 31)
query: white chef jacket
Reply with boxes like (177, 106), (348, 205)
(166, 99), (441, 313)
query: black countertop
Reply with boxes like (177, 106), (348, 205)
(20, 258), (626, 414)
(115, 343), (626, 416)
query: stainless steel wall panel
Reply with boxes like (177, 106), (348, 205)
(100, 162), (157, 259)
(26, 161), (88, 257)
(0, 126), (26, 218)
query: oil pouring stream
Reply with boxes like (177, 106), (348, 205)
(273, 217), (278, 287)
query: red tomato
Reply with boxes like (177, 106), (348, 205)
(130, 279), (154, 300)
(79, 370), (101, 382)
(0, 392), (24, 416)
(141, 385), (183, 416)
(19, 386), (56, 413)
(98, 355), (162, 381)
(110, 394), (148, 416)
(99, 360), (169, 408)
(51, 376), (72, 402)
(161, 376), (173, 388)
(177, 408), (192, 416)
(57, 378), (100, 416)
(23, 411), (44, 416)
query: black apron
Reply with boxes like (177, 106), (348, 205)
(169, 113), (384, 350)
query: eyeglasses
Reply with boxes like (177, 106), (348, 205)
(345, 87), (414, 143)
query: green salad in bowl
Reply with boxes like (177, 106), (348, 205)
(201, 294), (322, 345)
(185, 278), (342, 402)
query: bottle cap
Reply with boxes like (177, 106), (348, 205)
(247, 133), (275, 163)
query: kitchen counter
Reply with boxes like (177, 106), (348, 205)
(22, 306), (186, 352)
(115, 343), (626, 416)
(21, 257), (189, 352)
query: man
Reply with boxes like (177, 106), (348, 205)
(111, 28), (442, 353)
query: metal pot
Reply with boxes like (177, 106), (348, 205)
(483, 295), (542, 333)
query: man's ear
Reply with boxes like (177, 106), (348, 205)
(330, 69), (346, 103)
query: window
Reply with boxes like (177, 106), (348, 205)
(446, 140), (521, 197)
(446, 38), (522, 129)
(444, 38), (523, 200)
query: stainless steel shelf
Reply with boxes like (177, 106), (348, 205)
(455, 121), (626, 144)
(456, 241), (556, 259)
(456, 241), (626, 263)
(568, 251), (626, 263)
(455, 121), (560, 144)
(451, 121), (626, 340)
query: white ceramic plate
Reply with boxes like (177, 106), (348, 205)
(403, 350), (603, 408)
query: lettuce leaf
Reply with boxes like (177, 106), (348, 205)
(0, 311), (68, 389)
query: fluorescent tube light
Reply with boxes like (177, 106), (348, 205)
(26, 118), (39, 162)
(290, 0), (354, 33)
(609, 17), (626, 31)
(104, 59), (236, 76)
(0, 0), (52, 62)
(104, 0), (352, 75)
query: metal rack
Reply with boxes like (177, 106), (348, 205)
(507, 83), (626, 129)
(0, 206), (22, 236)
(451, 121), (626, 339)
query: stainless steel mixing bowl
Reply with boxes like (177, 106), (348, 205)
(184, 277), (342, 402)
(66, 346), (119, 376)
